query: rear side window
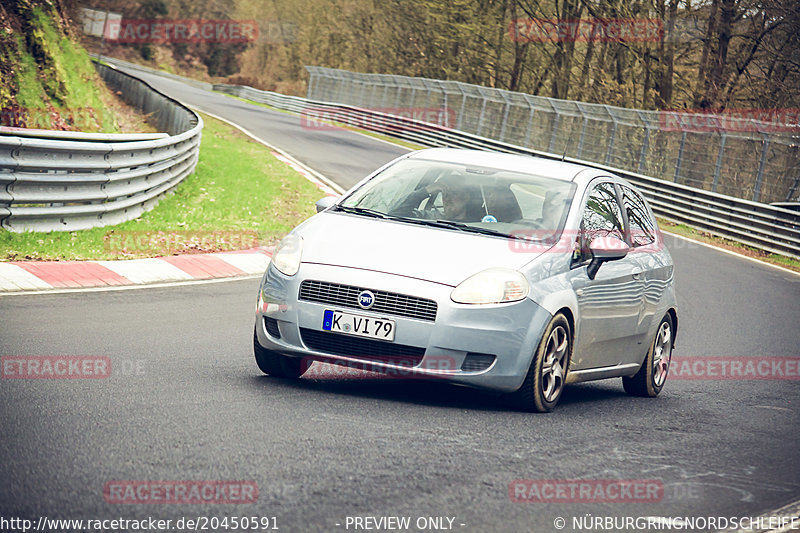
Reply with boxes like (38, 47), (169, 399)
(622, 186), (656, 247)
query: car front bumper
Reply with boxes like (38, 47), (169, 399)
(255, 262), (553, 393)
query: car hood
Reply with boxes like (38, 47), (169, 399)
(297, 212), (540, 286)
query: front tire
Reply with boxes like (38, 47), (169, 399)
(623, 314), (673, 397)
(511, 313), (571, 413)
(253, 327), (306, 378)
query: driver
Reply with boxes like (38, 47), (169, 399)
(429, 181), (470, 220)
(395, 175), (474, 221)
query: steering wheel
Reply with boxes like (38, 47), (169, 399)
(416, 191), (444, 218)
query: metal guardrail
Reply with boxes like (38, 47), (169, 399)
(90, 54), (214, 92)
(213, 82), (800, 259)
(0, 61), (202, 233)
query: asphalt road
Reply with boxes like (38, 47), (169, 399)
(119, 66), (409, 189)
(1, 64), (799, 533)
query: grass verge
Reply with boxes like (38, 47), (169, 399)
(659, 219), (800, 273)
(0, 112), (323, 261)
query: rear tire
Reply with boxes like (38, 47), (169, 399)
(623, 314), (673, 397)
(511, 313), (571, 413)
(253, 326), (305, 378)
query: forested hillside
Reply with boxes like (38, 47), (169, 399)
(78, 0), (799, 111)
(0, 0), (150, 131)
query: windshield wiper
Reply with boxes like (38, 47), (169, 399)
(333, 205), (389, 219)
(430, 219), (523, 239)
(334, 207), (535, 241)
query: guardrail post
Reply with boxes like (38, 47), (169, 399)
(753, 133), (770, 202)
(711, 133), (727, 193)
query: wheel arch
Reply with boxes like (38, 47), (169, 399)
(666, 307), (678, 346)
(555, 306), (576, 341)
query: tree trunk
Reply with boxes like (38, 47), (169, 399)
(693, 0), (720, 107)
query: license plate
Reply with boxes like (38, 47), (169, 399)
(322, 309), (395, 341)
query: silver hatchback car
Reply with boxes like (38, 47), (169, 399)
(254, 148), (677, 412)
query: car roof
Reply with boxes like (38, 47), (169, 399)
(406, 148), (597, 183)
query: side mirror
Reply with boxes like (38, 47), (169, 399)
(587, 236), (630, 279)
(315, 196), (337, 213)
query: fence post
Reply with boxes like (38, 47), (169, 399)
(381, 82), (390, 108)
(577, 102), (589, 159)
(498, 91), (512, 142)
(711, 132), (727, 193)
(457, 85), (467, 131)
(306, 72), (315, 100)
(393, 78), (403, 109)
(753, 133), (770, 202)
(522, 95), (536, 148)
(439, 82), (450, 128)
(604, 110), (618, 166)
(548, 110), (561, 154)
(674, 131), (687, 183)
(477, 88), (489, 136)
(787, 176), (800, 201)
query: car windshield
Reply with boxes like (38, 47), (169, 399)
(338, 158), (576, 242)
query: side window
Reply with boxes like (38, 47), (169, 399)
(621, 186), (656, 247)
(577, 182), (625, 261)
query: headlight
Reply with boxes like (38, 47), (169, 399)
(451, 268), (529, 304)
(272, 233), (303, 276)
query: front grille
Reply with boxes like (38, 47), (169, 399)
(263, 317), (281, 338)
(299, 280), (437, 322)
(461, 353), (496, 372)
(300, 328), (425, 366)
